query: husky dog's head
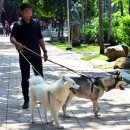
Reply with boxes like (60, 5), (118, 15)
(29, 76), (45, 86)
(112, 71), (128, 90)
(106, 71), (128, 91)
(62, 76), (80, 94)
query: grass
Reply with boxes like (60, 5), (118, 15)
(50, 41), (108, 61)
(82, 54), (108, 61)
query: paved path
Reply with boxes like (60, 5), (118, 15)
(0, 36), (130, 130)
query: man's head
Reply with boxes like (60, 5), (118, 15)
(20, 3), (32, 21)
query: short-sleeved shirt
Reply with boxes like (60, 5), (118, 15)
(10, 18), (43, 54)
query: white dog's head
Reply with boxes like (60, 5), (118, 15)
(29, 76), (45, 86)
(62, 76), (80, 94)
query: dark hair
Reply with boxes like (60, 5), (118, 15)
(20, 3), (32, 11)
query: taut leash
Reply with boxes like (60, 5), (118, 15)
(22, 45), (89, 78)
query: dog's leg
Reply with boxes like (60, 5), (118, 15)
(50, 96), (64, 129)
(62, 93), (73, 118)
(30, 95), (37, 123)
(91, 99), (100, 117)
(96, 101), (100, 116)
(41, 101), (49, 124)
(44, 106), (48, 123)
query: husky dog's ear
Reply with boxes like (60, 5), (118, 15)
(112, 71), (121, 78)
(115, 71), (120, 76)
(115, 71), (121, 78)
(115, 71), (118, 75)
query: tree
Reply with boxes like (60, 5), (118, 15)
(3, 0), (22, 23)
(127, 0), (130, 14)
(120, 1), (124, 16)
(98, 0), (104, 54)
(112, 0), (129, 16)
(107, 0), (112, 43)
(0, 0), (4, 22)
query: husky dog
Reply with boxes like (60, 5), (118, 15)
(29, 75), (80, 129)
(62, 71), (128, 117)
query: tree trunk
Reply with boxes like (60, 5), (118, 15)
(0, 0), (4, 22)
(120, 1), (124, 16)
(58, 0), (64, 42)
(81, 0), (85, 42)
(98, 0), (104, 54)
(58, 20), (61, 39)
(107, 0), (112, 44)
(81, 0), (85, 25)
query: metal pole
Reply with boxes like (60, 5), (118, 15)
(66, 0), (72, 50)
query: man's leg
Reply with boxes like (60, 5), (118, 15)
(19, 54), (30, 109)
(31, 56), (43, 77)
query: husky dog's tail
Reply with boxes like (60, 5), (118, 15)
(29, 76), (45, 86)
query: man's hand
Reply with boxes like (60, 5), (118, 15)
(15, 43), (23, 51)
(43, 51), (48, 62)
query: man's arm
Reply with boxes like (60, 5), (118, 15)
(10, 22), (23, 51)
(39, 38), (47, 52)
(10, 37), (23, 51)
(39, 38), (48, 61)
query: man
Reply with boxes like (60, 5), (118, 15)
(10, 3), (48, 109)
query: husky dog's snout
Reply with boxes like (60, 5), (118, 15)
(119, 85), (125, 90)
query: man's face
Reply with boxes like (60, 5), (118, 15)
(21, 8), (32, 21)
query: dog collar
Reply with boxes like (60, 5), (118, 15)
(94, 79), (106, 91)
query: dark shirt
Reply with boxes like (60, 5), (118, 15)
(10, 18), (43, 54)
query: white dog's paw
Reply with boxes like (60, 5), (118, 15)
(95, 114), (101, 117)
(46, 120), (55, 126)
(57, 125), (64, 129)
(46, 121), (50, 124)
(31, 120), (35, 124)
(64, 113), (71, 118)
(49, 120), (54, 126)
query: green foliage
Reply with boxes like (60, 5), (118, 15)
(82, 54), (108, 61)
(120, 15), (130, 46)
(110, 14), (123, 44)
(80, 11), (130, 46)
(80, 18), (99, 44)
(51, 41), (99, 51)
(86, 0), (97, 18)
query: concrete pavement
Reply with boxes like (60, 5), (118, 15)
(0, 36), (130, 130)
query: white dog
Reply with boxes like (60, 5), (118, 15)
(29, 75), (80, 129)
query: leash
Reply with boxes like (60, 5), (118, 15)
(37, 106), (46, 130)
(19, 51), (42, 77)
(22, 45), (89, 78)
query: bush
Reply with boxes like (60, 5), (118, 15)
(110, 16), (123, 45)
(120, 15), (130, 46)
(80, 18), (98, 44)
